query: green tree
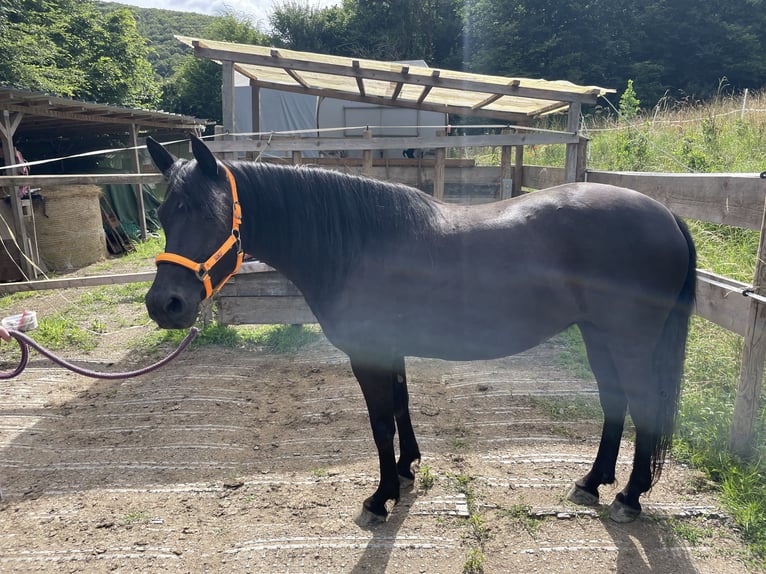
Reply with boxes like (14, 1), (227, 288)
(160, 9), (268, 124)
(270, 1), (351, 55)
(269, 0), (463, 67)
(0, 0), (160, 106)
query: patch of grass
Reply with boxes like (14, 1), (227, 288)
(462, 547), (485, 574)
(418, 464), (435, 491)
(446, 472), (489, 574)
(254, 324), (321, 353)
(310, 466), (328, 478)
(0, 291), (38, 311)
(552, 325), (592, 380)
(663, 518), (713, 546)
(33, 317), (97, 351)
(123, 511), (151, 525)
(497, 502), (541, 536)
(136, 322), (321, 355)
(530, 395), (602, 422)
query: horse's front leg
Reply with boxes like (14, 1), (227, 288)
(350, 358), (400, 526)
(393, 356), (421, 487)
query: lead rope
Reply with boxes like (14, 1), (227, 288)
(0, 327), (199, 380)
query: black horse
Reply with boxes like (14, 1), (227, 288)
(145, 136), (696, 525)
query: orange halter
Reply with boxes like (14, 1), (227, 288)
(155, 165), (244, 300)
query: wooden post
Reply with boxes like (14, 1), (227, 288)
(730, 194), (766, 457)
(513, 143), (524, 196)
(0, 110), (34, 278)
(362, 130), (373, 176)
(500, 128), (512, 200)
(433, 130), (446, 200)
(130, 123), (147, 240)
(250, 78), (260, 135)
(292, 136), (302, 165)
(221, 60), (236, 160)
(575, 136), (588, 182)
(564, 101), (582, 182)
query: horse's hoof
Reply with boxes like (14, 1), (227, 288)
(609, 497), (641, 523)
(354, 506), (387, 528)
(566, 484), (599, 506)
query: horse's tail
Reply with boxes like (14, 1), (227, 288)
(650, 214), (697, 484)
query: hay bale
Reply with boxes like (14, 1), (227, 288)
(34, 185), (106, 271)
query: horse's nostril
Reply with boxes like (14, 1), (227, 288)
(165, 296), (185, 316)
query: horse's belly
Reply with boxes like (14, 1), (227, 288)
(326, 284), (577, 361)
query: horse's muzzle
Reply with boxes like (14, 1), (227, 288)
(145, 283), (200, 330)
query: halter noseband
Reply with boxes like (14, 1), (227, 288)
(155, 165), (244, 301)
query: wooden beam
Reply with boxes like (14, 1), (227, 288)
(0, 173), (162, 187)
(285, 68), (309, 88)
(391, 81), (404, 101)
(390, 65), (409, 101)
(352, 60), (366, 96)
(0, 271), (156, 294)
(473, 94), (503, 110)
(417, 85), (434, 104)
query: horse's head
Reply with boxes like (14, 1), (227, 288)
(144, 136), (243, 329)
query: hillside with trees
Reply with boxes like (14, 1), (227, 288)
(2, 0), (766, 117)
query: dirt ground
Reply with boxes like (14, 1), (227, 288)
(0, 270), (759, 573)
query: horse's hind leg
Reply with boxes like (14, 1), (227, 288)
(609, 393), (660, 522)
(350, 357), (401, 526)
(392, 357), (421, 487)
(568, 324), (627, 507)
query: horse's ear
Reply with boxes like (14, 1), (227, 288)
(190, 135), (219, 178)
(146, 137), (176, 175)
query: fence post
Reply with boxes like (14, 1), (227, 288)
(362, 130), (373, 176)
(564, 101), (582, 182)
(730, 193), (766, 457)
(433, 130), (446, 200)
(500, 128), (512, 199)
(291, 136), (302, 165)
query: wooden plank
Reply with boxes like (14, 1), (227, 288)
(0, 174), (162, 187)
(0, 271), (156, 294)
(521, 165), (566, 190)
(587, 171), (765, 230)
(221, 270), (302, 297)
(217, 296), (316, 325)
(695, 270), (751, 336)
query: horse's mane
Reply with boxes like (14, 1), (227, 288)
(232, 161), (443, 289)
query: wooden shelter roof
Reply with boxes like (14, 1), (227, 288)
(178, 36), (614, 124)
(0, 86), (209, 140)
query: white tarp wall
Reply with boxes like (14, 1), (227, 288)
(234, 61), (448, 160)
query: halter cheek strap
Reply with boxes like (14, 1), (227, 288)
(155, 166), (244, 300)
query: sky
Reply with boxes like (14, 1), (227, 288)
(102, 0), (339, 25)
